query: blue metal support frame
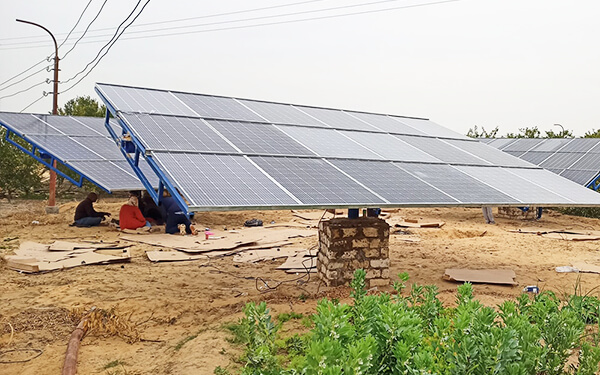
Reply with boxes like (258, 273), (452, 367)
(2, 125), (111, 193)
(586, 173), (600, 191)
(96, 88), (192, 216)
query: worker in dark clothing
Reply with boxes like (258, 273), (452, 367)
(161, 195), (196, 235)
(73, 192), (111, 227)
(141, 191), (164, 225)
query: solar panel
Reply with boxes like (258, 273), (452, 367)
(455, 166), (569, 204)
(539, 152), (584, 169)
(485, 138), (600, 187)
(96, 84), (197, 116)
(329, 159), (456, 204)
(560, 170), (598, 185)
(338, 131), (440, 162)
(175, 93), (265, 122)
(396, 136), (489, 165)
(485, 138), (517, 149)
(398, 163), (518, 204)
(121, 113), (236, 152)
(237, 99), (326, 127)
(0, 112), (156, 192)
(152, 153), (298, 208)
(517, 151), (552, 165)
(394, 117), (468, 139)
(276, 125), (383, 159)
(251, 156), (385, 205)
(208, 120), (315, 156)
(95, 83), (600, 212)
(294, 106), (379, 131)
(502, 138), (544, 152)
(346, 112), (426, 136)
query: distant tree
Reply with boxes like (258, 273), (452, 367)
(466, 125), (498, 138)
(506, 127), (541, 138)
(0, 128), (43, 201)
(544, 128), (573, 138)
(584, 129), (600, 138)
(57, 95), (105, 117)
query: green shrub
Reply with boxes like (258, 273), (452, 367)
(235, 270), (600, 374)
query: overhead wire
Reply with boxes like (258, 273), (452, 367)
(61, 0), (109, 59)
(0, 64), (51, 92)
(60, 0), (151, 94)
(0, 0), (460, 50)
(0, 0), (329, 43)
(19, 93), (48, 113)
(0, 58), (48, 89)
(58, 0), (94, 49)
(0, 80), (48, 100)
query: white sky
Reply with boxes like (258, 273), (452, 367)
(1, 0), (599, 136)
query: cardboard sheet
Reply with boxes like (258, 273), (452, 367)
(291, 210), (334, 221)
(4, 243), (131, 273)
(542, 232), (600, 241)
(572, 262), (600, 274)
(277, 255), (317, 270)
(233, 247), (305, 263)
(393, 220), (445, 228)
(119, 233), (262, 252)
(48, 240), (123, 251)
(443, 268), (517, 285)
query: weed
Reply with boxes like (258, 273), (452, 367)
(213, 366), (230, 375)
(276, 311), (303, 324)
(298, 294), (307, 302)
(103, 359), (125, 370)
(174, 333), (198, 351)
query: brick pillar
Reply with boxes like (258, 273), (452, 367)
(318, 217), (390, 288)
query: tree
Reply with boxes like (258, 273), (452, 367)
(544, 128), (573, 138)
(506, 127), (541, 138)
(584, 129), (600, 138)
(57, 95), (105, 117)
(466, 125), (499, 138)
(0, 128), (43, 201)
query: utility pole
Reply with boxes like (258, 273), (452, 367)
(16, 19), (60, 214)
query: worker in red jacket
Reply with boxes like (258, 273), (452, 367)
(119, 195), (151, 230)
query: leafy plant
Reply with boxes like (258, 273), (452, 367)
(233, 271), (600, 374)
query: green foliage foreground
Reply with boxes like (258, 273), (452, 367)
(233, 270), (600, 375)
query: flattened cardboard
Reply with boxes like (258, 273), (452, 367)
(394, 220), (445, 228)
(233, 247), (304, 263)
(443, 268), (517, 285)
(572, 262), (600, 274)
(291, 210), (334, 221)
(48, 240), (124, 251)
(146, 251), (210, 262)
(4, 248), (131, 273)
(542, 233), (600, 241)
(277, 255), (317, 270)
(120, 233), (263, 252)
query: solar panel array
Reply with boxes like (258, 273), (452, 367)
(0, 112), (158, 192)
(482, 138), (600, 186)
(95, 83), (600, 211)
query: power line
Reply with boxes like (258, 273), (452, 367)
(60, 0), (145, 86)
(3, 0), (403, 47)
(20, 93), (48, 113)
(58, 0), (94, 49)
(0, 58), (47, 88)
(1, 0), (459, 51)
(0, 64), (51, 92)
(0, 0), (329, 43)
(60, 0), (151, 94)
(61, 0), (109, 59)
(110, 0), (462, 42)
(0, 80), (48, 100)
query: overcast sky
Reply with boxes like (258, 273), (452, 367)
(1, 0), (598, 136)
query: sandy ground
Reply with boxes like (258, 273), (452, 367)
(1, 199), (600, 374)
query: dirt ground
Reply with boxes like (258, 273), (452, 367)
(2, 199), (600, 374)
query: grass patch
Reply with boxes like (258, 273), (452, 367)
(174, 333), (198, 351)
(223, 321), (249, 345)
(102, 359), (125, 370)
(276, 311), (303, 324)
